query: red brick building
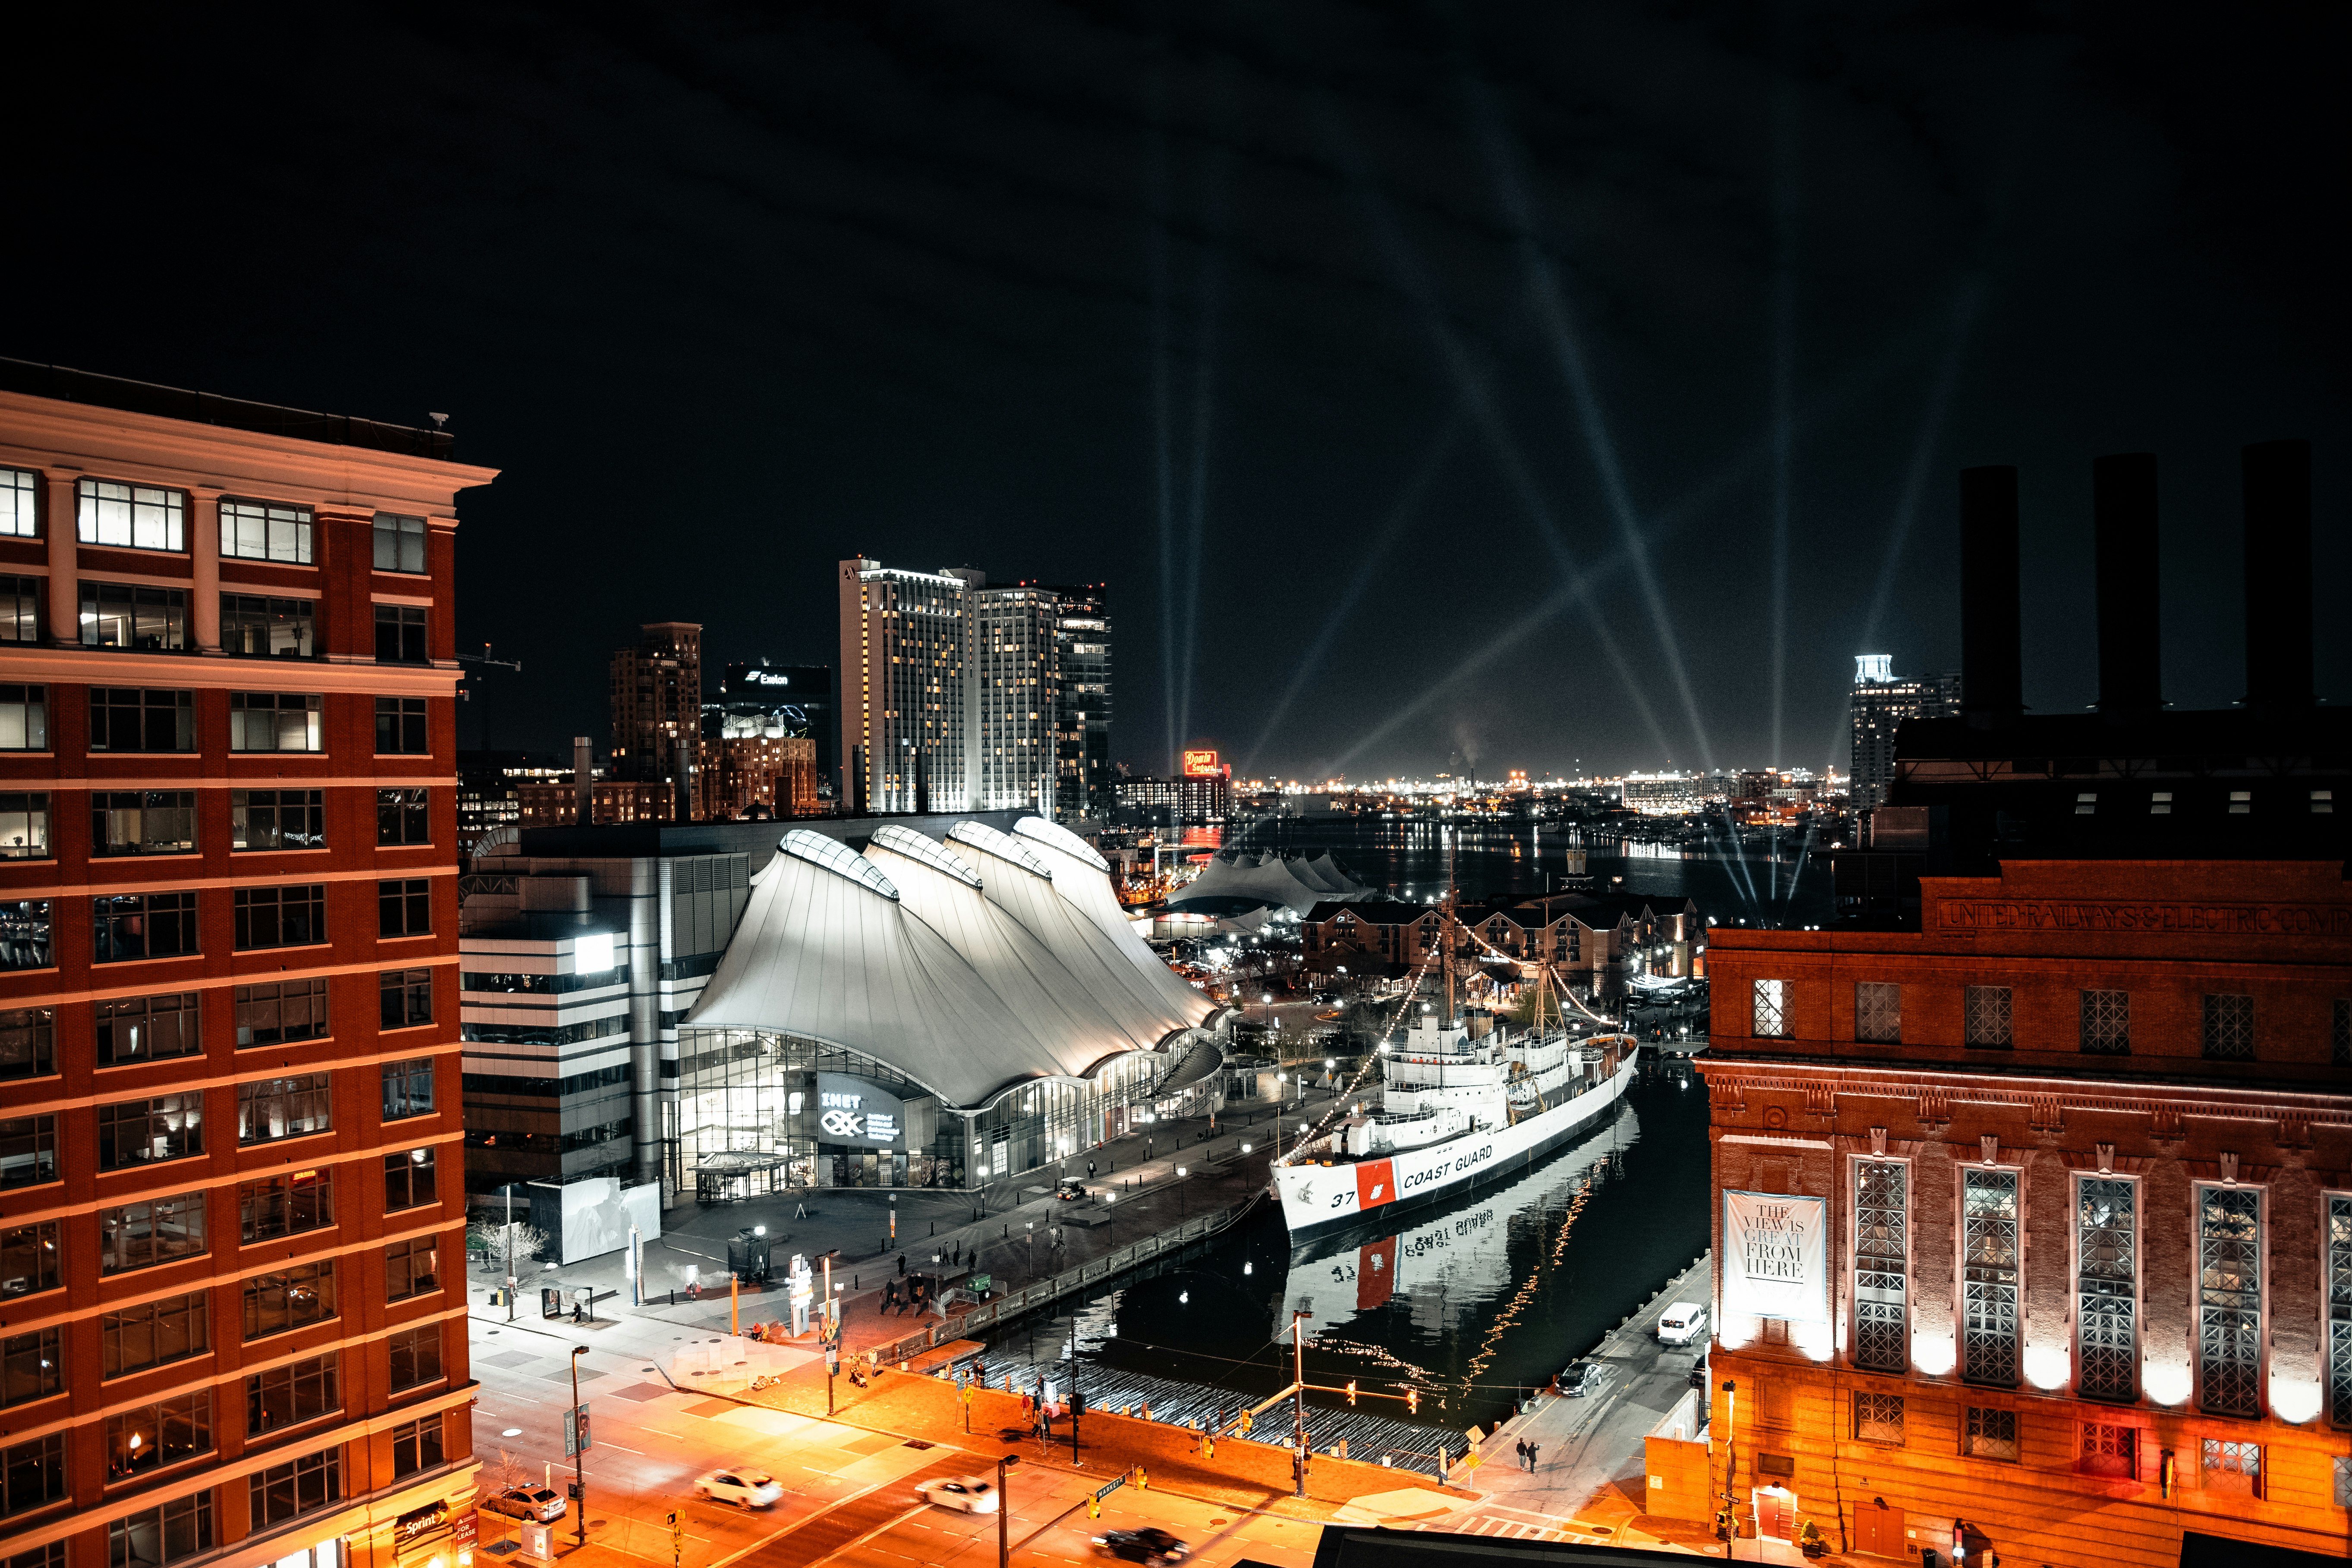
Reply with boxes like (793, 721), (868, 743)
(0, 363), (492, 1568)
(1698, 445), (2352, 1565)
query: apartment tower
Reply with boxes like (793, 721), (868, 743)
(0, 362), (491, 1568)
(1848, 656), (1960, 816)
(606, 622), (700, 818)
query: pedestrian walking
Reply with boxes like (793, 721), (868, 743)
(1516, 1439), (1529, 1470)
(1527, 1442), (1541, 1470)
(1087, 1161), (1097, 1179)
(898, 1253), (907, 1276)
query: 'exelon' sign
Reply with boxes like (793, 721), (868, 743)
(813, 1073), (906, 1147)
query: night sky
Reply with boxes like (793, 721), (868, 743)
(8, 5), (2345, 781)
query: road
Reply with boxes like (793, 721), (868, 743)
(469, 1323), (1327, 1568)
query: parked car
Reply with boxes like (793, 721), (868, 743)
(1094, 1528), (1190, 1564)
(915, 1475), (1000, 1514)
(1556, 1360), (1607, 1397)
(694, 1469), (783, 1508)
(481, 1485), (566, 1522)
(1655, 1301), (1708, 1345)
(1056, 1179), (1089, 1201)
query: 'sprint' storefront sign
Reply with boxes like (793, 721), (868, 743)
(1723, 1190), (1827, 1324)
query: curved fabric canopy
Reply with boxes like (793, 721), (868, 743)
(685, 819), (1214, 1107)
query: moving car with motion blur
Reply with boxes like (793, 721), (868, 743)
(915, 1474), (1001, 1513)
(1055, 1178), (1089, 1201)
(693, 1468), (783, 1508)
(480, 1485), (566, 1522)
(1093, 1528), (1190, 1564)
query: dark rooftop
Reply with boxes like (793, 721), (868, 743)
(0, 356), (459, 462)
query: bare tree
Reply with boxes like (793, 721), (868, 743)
(469, 1219), (550, 1273)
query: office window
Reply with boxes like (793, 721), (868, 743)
(96, 1094), (205, 1170)
(233, 884), (326, 950)
(246, 1352), (338, 1436)
(232, 788), (326, 852)
(97, 991), (201, 1068)
(93, 891), (199, 964)
(220, 593), (315, 657)
(0, 1329), (59, 1408)
(376, 695), (428, 753)
(235, 979), (330, 1047)
(1954, 1403), (2014, 1460)
(1962, 1168), (2020, 1386)
(79, 582), (187, 650)
(0, 1009), (51, 1080)
(91, 790), (197, 856)
(243, 1260), (336, 1340)
(1854, 1160), (1908, 1373)
(0, 793), (44, 863)
(382, 1057), (436, 1120)
(0, 1116), (56, 1189)
(380, 878), (432, 937)
(1855, 982), (1901, 1044)
(101, 1290), (209, 1378)
(239, 1169), (333, 1244)
(77, 478), (184, 551)
(386, 1147), (438, 1211)
(2203, 1438), (2263, 1498)
(0, 470), (34, 538)
(381, 967), (433, 1028)
(374, 603), (428, 663)
(0, 685), (44, 751)
(1751, 978), (1788, 1038)
(0, 577), (38, 641)
(249, 1445), (340, 1527)
(386, 1235), (439, 1301)
(89, 687), (192, 752)
(0, 1222), (60, 1298)
(1852, 1390), (1904, 1445)
(2203, 993), (2255, 1061)
(229, 692), (322, 752)
(387, 1323), (442, 1390)
(374, 513), (427, 572)
(100, 1191), (207, 1274)
(105, 1390), (211, 1479)
(219, 499), (312, 564)
(109, 1492), (214, 1568)
(2077, 1176), (2139, 1401)
(378, 786), (430, 845)
(391, 1413), (445, 1479)
(0, 1432), (65, 1516)
(2326, 1196), (2352, 1433)
(237, 1073), (332, 1144)
(2080, 989), (2130, 1054)
(2199, 1185), (2264, 1418)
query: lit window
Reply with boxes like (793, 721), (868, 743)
(373, 514), (427, 573)
(0, 470), (36, 538)
(219, 499), (311, 564)
(2198, 1185), (2263, 1418)
(1962, 1168), (2019, 1386)
(76, 478), (184, 552)
(1751, 979), (1788, 1038)
(2077, 1177), (2137, 1401)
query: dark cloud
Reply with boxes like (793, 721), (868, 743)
(8, 2), (2344, 777)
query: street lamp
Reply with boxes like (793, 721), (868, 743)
(1176, 1165), (1188, 1220)
(997, 1453), (1022, 1568)
(569, 1346), (591, 1547)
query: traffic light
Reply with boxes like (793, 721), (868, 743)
(1346, 1380), (1358, 1406)
(1088, 1497), (1100, 1519)
(1136, 1467), (1148, 1491)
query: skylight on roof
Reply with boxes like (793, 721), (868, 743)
(1014, 815), (1110, 872)
(780, 830), (899, 900)
(871, 824), (982, 889)
(948, 821), (1055, 880)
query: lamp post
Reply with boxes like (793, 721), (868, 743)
(821, 1250), (840, 1415)
(997, 1453), (1021, 1568)
(1720, 1379), (1737, 1559)
(1289, 1310), (1312, 1497)
(503, 1185), (518, 1323)
(1176, 1166), (1188, 1221)
(569, 1346), (591, 1547)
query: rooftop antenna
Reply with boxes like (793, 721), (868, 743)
(428, 412), (450, 428)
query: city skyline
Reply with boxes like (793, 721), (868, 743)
(2, 9), (2343, 780)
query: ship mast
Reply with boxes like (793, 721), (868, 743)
(1443, 823), (1458, 1027)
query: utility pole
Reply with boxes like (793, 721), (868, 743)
(1067, 1310), (1082, 1465)
(997, 1454), (1021, 1568)
(1290, 1310), (1312, 1497)
(569, 1346), (591, 1548)
(823, 1253), (839, 1416)
(503, 1184), (518, 1323)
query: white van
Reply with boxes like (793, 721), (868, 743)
(1655, 1302), (1707, 1345)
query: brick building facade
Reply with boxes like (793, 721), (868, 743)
(0, 363), (490, 1568)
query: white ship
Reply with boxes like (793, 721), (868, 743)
(1279, 1100), (1641, 1335)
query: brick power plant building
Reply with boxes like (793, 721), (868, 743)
(0, 364), (489, 1568)
(1699, 445), (2351, 1565)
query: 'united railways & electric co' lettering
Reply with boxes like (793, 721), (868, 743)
(1938, 899), (2352, 936)
(1742, 1203), (1808, 1282)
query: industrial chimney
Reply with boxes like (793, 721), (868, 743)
(1958, 465), (2022, 729)
(2093, 453), (2161, 724)
(572, 735), (592, 825)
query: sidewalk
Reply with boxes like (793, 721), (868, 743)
(473, 1081), (1358, 1360)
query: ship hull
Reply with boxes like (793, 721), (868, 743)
(1273, 1042), (1641, 1241)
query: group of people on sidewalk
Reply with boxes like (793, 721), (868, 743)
(1512, 1437), (1544, 1471)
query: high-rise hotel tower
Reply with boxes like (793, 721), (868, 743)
(0, 362), (493, 1568)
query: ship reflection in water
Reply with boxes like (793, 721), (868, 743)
(985, 1058), (1706, 1437)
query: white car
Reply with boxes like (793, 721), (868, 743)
(916, 1475), (1000, 1514)
(1655, 1301), (1708, 1346)
(694, 1469), (783, 1508)
(481, 1485), (566, 1523)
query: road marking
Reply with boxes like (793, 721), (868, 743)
(598, 1442), (645, 1455)
(798, 1502), (930, 1568)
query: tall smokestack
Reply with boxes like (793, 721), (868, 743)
(2093, 453), (2162, 723)
(1959, 465), (2022, 729)
(2242, 439), (2314, 715)
(572, 735), (592, 825)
